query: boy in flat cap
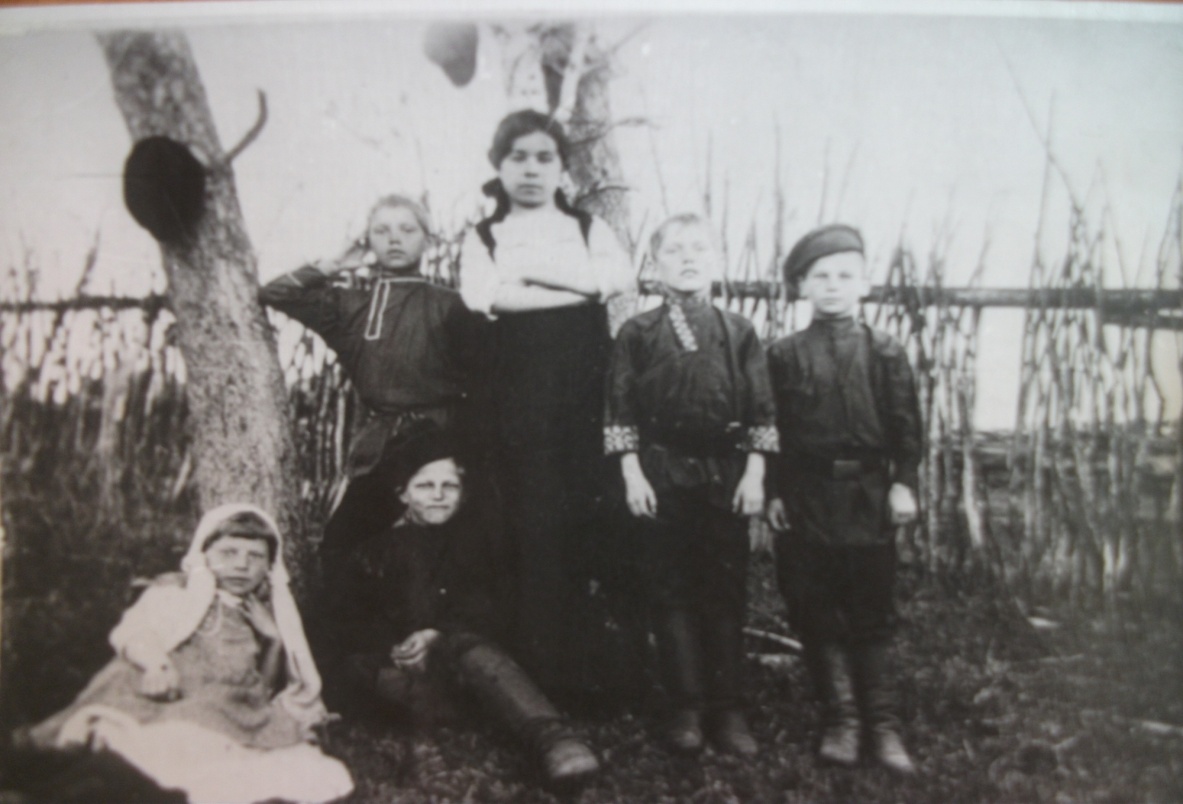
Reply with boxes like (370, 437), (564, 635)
(766, 224), (922, 774)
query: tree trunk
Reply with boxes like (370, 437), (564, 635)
(97, 31), (305, 585)
(562, 28), (637, 334)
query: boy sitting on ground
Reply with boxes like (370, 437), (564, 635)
(323, 421), (600, 786)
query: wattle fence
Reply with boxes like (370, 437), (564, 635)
(3, 159), (1182, 615)
(3, 247), (1178, 615)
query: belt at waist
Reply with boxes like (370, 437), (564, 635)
(641, 424), (744, 458)
(788, 452), (887, 480)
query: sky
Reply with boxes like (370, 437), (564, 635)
(0, 0), (1180, 426)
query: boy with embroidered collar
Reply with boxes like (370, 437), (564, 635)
(766, 223), (922, 774)
(604, 213), (779, 756)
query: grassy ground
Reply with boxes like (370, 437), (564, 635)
(313, 557), (1183, 803)
(2, 449), (1181, 802)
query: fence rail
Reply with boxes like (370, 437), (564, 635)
(7, 285), (1178, 316)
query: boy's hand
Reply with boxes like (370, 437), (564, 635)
(139, 657), (180, 701)
(731, 453), (766, 516)
(621, 453), (658, 518)
(766, 497), (790, 531)
(888, 483), (918, 525)
(316, 239), (368, 273)
(391, 629), (440, 672)
(242, 596), (282, 643)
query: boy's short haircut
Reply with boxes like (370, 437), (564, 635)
(201, 512), (278, 562)
(782, 223), (864, 286)
(487, 109), (570, 168)
(648, 212), (714, 259)
(368, 194), (434, 239)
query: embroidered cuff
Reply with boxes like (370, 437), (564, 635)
(743, 425), (780, 453)
(604, 425), (640, 454)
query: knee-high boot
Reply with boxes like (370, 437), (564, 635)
(850, 641), (915, 774)
(805, 642), (860, 766)
(456, 644), (600, 784)
(652, 607), (706, 753)
(700, 614), (757, 756)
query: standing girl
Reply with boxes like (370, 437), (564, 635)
(459, 110), (635, 699)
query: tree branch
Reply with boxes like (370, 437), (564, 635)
(222, 89), (268, 165)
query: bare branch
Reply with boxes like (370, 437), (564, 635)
(222, 89), (268, 165)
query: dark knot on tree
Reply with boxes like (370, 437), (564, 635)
(121, 90), (268, 244)
(123, 135), (206, 244)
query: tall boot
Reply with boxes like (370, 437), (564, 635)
(456, 644), (600, 784)
(807, 643), (860, 766)
(851, 641), (915, 774)
(700, 614), (757, 756)
(652, 608), (706, 754)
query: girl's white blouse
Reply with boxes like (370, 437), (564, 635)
(459, 208), (634, 317)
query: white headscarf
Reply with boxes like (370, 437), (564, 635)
(109, 503), (329, 733)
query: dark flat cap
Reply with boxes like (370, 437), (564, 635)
(375, 419), (461, 492)
(782, 224), (864, 284)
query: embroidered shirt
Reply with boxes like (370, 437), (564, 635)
(605, 298), (779, 454)
(604, 298), (778, 507)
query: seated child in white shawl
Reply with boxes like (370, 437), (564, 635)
(23, 503), (354, 804)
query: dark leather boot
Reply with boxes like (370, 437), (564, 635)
(809, 643), (860, 766)
(653, 608), (706, 754)
(851, 642), (915, 775)
(457, 644), (600, 784)
(707, 709), (758, 757)
(529, 720), (602, 787)
(662, 709), (705, 755)
(701, 614), (757, 756)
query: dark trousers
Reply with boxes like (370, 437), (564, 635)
(342, 638), (559, 739)
(322, 472), (402, 559)
(773, 533), (897, 647)
(639, 489), (750, 710)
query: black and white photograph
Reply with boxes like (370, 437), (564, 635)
(0, 1), (1180, 801)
